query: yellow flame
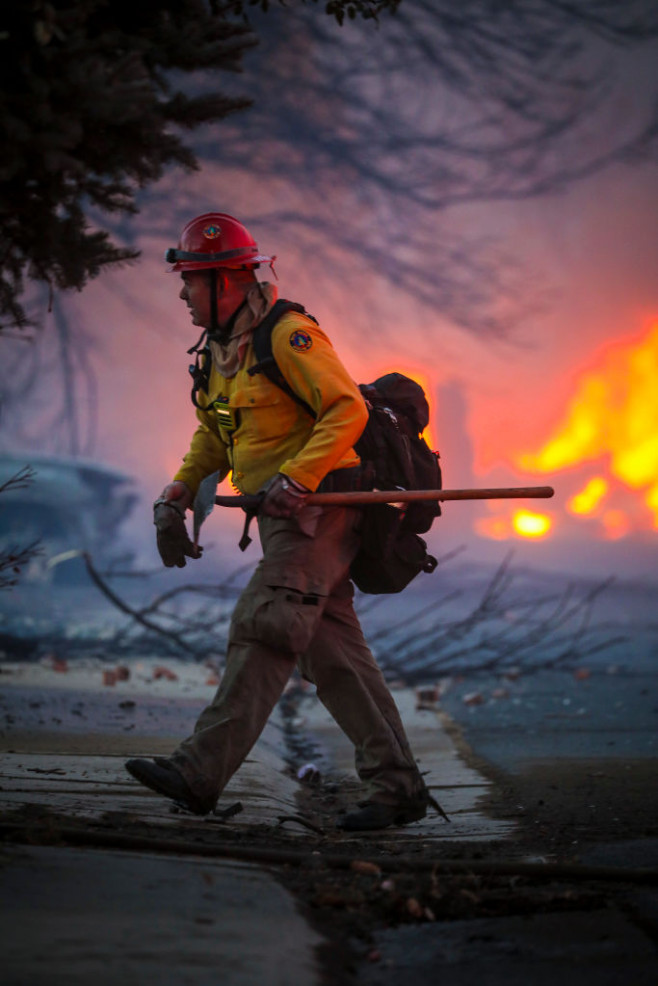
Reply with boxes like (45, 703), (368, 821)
(518, 324), (658, 528)
(568, 476), (608, 516)
(648, 483), (658, 516)
(476, 511), (553, 540)
(512, 510), (552, 538)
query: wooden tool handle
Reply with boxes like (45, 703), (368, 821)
(214, 486), (554, 509)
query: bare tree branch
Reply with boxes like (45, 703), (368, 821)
(190, 0), (658, 334)
(0, 467), (42, 589)
(367, 558), (630, 682)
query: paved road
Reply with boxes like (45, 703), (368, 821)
(437, 669), (658, 770)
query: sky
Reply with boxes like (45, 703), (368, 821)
(2, 6), (657, 583)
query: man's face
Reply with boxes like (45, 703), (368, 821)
(179, 271), (212, 328)
(179, 269), (246, 330)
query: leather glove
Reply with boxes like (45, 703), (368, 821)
(153, 482), (201, 568)
(260, 473), (310, 519)
(158, 481), (194, 513)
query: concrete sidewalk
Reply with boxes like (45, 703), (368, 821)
(1, 844), (324, 986)
(0, 707), (326, 986)
(0, 658), (511, 838)
(294, 686), (512, 841)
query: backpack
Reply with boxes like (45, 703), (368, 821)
(249, 300), (442, 595)
(350, 373), (441, 593)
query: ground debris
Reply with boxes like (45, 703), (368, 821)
(277, 813), (324, 835)
(25, 766), (66, 775)
(0, 801), (645, 952)
(351, 860), (382, 877)
(214, 801), (243, 821)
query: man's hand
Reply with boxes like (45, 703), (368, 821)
(153, 481), (201, 567)
(158, 481), (194, 513)
(261, 473), (310, 518)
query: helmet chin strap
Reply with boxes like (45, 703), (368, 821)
(185, 268), (252, 406)
(207, 268), (249, 347)
(209, 268), (219, 338)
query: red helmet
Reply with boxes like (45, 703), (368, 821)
(165, 212), (274, 272)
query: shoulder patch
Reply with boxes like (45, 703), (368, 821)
(289, 328), (313, 353)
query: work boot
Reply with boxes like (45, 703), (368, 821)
(125, 757), (214, 815)
(336, 790), (449, 832)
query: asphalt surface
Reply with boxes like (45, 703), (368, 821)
(437, 668), (658, 768)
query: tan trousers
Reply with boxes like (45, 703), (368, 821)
(172, 505), (424, 807)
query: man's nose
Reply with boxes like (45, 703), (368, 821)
(179, 284), (188, 300)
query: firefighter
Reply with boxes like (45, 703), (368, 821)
(126, 212), (432, 830)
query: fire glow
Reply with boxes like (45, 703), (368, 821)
(475, 323), (658, 542)
(568, 476), (609, 515)
(512, 510), (553, 538)
(517, 322), (658, 536)
(475, 510), (553, 541)
(376, 365), (439, 452)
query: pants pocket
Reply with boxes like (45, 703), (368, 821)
(233, 583), (324, 655)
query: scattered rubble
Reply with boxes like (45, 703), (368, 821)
(297, 763), (322, 785)
(152, 665), (179, 682)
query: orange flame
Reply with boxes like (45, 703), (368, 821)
(518, 323), (658, 531)
(475, 510), (553, 540)
(601, 509), (631, 540)
(474, 515), (512, 541)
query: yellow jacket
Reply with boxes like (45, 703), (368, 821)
(174, 310), (367, 495)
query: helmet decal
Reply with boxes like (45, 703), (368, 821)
(202, 224), (222, 239)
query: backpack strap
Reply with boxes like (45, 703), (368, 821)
(248, 300), (318, 419)
(186, 324), (213, 409)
